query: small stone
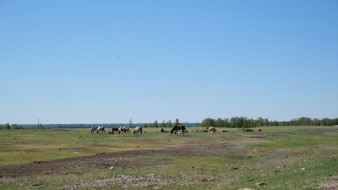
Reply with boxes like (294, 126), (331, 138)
(207, 177), (216, 182)
(109, 166), (114, 170)
(31, 182), (41, 187)
(210, 168), (214, 171)
(256, 182), (266, 187)
(301, 168), (306, 171)
(248, 178), (253, 181)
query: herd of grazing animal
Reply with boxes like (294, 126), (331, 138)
(92, 126), (137, 135)
(109, 126), (131, 134)
(91, 125), (262, 135)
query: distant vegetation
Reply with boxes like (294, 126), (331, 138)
(1, 117), (337, 130)
(200, 117), (338, 128)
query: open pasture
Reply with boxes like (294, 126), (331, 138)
(0, 126), (337, 189)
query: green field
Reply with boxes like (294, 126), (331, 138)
(0, 126), (337, 189)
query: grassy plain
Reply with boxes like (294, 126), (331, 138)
(0, 126), (337, 189)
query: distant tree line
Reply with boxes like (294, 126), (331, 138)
(2, 117), (337, 130)
(200, 117), (338, 128)
(0, 123), (24, 130)
(138, 118), (201, 128)
(141, 119), (185, 128)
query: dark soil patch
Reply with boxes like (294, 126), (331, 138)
(0, 142), (235, 178)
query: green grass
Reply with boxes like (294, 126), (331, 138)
(0, 128), (191, 165)
(0, 126), (337, 189)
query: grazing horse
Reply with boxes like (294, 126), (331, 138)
(97, 126), (105, 134)
(206, 126), (216, 134)
(133, 126), (142, 135)
(91, 126), (98, 134)
(125, 127), (130, 133)
(112, 128), (119, 134)
(170, 125), (186, 134)
(118, 126), (127, 134)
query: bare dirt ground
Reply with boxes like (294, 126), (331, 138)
(0, 141), (237, 178)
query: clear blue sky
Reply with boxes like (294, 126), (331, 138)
(1, 0), (337, 124)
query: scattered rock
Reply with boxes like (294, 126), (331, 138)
(239, 188), (255, 190)
(201, 177), (215, 182)
(248, 178), (253, 181)
(301, 168), (306, 171)
(232, 167), (238, 170)
(256, 182), (266, 187)
(210, 168), (214, 171)
(207, 177), (216, 182)
(248, 156), (253, 159)
(109, 167), (114, 170)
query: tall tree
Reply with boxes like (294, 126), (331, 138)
(160, 121), (166, 128)
(223, 118), (230, 127)
(38, 124), (44, 129)
(175, 118), (180, 126)
(153, 120), (158, 128)
(201, 118), (215, 127)
(166, 120), (173, 129)
(215, 118), (225, 127)
(5, 123), (10, 129)
(128, 119), (133, 128)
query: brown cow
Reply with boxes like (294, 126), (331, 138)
(206, 126), (216, 134)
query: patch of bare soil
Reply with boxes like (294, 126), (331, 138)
(0, 142), (240, 178)
(64, 173), (218, 189)
(64, 174), (163, 189)
(317, 181), (338, 189)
